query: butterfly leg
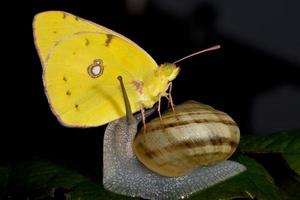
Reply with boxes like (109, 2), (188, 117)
(140, 105), (147, 133)
(157, 94), (166, 129)
(167, 82), (176, 114)
(158, 95), (163, 121)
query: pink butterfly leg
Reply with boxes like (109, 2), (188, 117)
(158, 95), (163, 121)
(140, 105), (146, 133)
(167, 82), (176, 115)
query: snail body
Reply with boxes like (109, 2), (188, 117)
(103, 77), (246, 199)
(134, 100), (240, 176)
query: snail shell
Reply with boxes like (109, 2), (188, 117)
(133, 100), (240, 177)
(103, 76), (246, 200)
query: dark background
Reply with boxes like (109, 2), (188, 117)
(3, 0), (300, 184)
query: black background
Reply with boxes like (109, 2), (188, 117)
(2, 0), (300, 184)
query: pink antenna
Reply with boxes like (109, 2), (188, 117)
(173, 45), (221, 64)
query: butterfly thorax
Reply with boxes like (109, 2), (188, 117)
(138, 63), (179, 108)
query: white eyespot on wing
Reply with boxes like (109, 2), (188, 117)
(87, 59), (104, 78)
(92, 65), (101, 75)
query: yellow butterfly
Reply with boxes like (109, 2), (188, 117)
(33, 11), (219, 127)
(33, 11), (180, 127)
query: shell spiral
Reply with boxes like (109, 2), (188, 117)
(133, 100), (240, 177)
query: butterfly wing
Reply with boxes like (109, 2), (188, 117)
(44, 32), (158, 127)
(33, 11), (159, 127)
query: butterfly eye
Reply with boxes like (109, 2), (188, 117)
(87, 59), (104, 78)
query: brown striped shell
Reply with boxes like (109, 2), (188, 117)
(133, 100), (240, 177)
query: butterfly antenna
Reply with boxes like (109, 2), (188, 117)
(172, 45), (221, 64)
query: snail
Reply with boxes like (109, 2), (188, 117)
(103, 76), (246, 199)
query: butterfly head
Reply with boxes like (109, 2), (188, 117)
(158, 63), (180, 81)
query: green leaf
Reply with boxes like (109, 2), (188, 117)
(0, 163), (10, 198)
(239, 129), (300, 175)
(6, 159), (132, 200)
(189, 155), (281, 200)
(3, 129), (300, 199)
(2, 156), (281, 200)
